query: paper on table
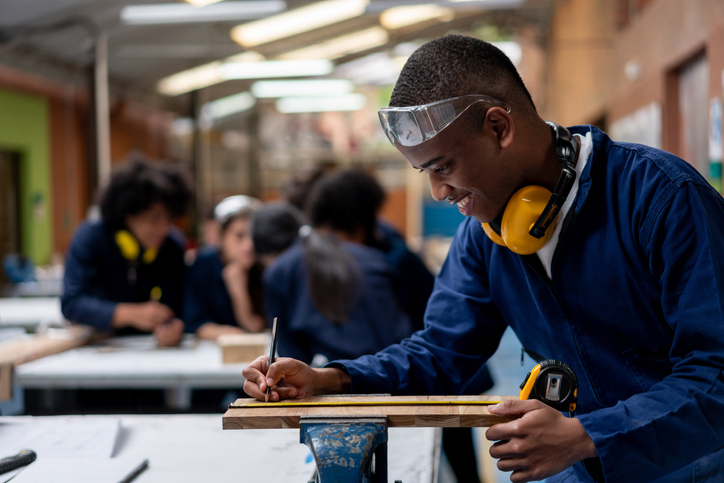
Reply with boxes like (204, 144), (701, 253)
(0, 419), (120, 483)
(9, 456), (146, 483)
(0, 419), (120, 459)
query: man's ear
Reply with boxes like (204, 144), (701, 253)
(485, 107), (515, 149)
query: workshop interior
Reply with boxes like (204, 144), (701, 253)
(1, 1), (723, 482)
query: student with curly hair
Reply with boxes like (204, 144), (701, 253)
(61, 157), (193, 347)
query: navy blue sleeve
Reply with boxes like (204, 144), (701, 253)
(60, 223), (117, 332)
(263, 259), (314, 363)
(160, 230), (187, 319)
(331, 218), (500, 396)
(182, 258), (213, 333)
(577, 181), (724, 482)
(384, 236), (435, 332)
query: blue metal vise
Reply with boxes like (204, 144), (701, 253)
(300, 416), (391, 483)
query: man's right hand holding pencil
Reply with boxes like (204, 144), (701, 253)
(242, 356), (351, 402)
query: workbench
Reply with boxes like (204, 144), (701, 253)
(0, 414), (440, 483)
(11, 335), (247, 413)
(0, 297), (65, 331)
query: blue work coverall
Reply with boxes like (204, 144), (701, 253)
(264, 240), (420, 365)
(182, 246), (264, 333)
(61, 220), (186, 333)
(331, 126), (724, 482)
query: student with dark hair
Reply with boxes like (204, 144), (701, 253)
(250, 202), (307, 268)
(262, 169), (417, 365)
(183, 195), (266, 340)
(281, 164), (327, 212)
(244, 35), (724, 483)
(61, 157), (193, 346)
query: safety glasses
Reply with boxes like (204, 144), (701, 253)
(378, 94), (511, 147)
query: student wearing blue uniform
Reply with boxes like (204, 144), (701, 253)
(183, 195), (266, 340)
(257, 177), (482, 482)
(281, 163), (435, 332)
(243, 35), (724, 483)
(250, 202), (308, 268)
(61, 158), (193, 347)
(262, 170), (419, 365)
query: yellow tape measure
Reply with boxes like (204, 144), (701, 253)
(232, 400), (504, 409)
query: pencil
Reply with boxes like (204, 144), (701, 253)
(117, 458), (149, 483)
(265, 317), (278, 402)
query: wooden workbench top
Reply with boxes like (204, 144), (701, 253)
(223, 395), (517, 429)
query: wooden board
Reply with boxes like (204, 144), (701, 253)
(223, 395), (517, 430)
(0, 325), (91, 400)
(216, 332), (269, 364)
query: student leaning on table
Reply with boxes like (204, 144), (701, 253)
(183, 195), (266, 340)
(61, 157), (193, 347)
(242, 35), (724, 483)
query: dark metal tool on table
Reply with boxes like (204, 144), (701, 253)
(519, 359), (578, 417)
(0, 449), (37, 475)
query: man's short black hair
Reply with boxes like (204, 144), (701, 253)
(99, 156), (194, 231)
(390, 35), (535, 117)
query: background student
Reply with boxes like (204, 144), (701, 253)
(250, 202), (307, 269)
(61, 157), (193, 347)
(183, 195), (266, 340)
(262, 169), (418, 365)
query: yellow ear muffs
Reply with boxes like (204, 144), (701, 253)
(115, 230), (140, 260)
(481, 185), (557, 255)
(115, 230), (159, 264)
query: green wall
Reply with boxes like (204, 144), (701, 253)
(0, 88), (52, 265)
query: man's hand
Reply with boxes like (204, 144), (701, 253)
(154, 318), (184, 347)
(486, 399), (597, 482)
(113, 301), (174, 331)
(242, 356), (350, 401)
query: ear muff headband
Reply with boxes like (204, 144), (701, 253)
(115, 230), (158, 264)
(481, 123), (578, 255)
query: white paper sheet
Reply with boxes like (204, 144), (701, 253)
(10, 456), (147, 483)
(0, 419), (120, 482)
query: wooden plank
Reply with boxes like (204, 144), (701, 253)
(0, 325), (91, 400)
(223, 395), (517, 430)
(0, 325), (91, 366)
(217, 332), (269, 364)
(0, 363), (12, 400)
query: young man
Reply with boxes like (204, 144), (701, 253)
(243, 35), (724, 482)
(62, 158), (193, 347)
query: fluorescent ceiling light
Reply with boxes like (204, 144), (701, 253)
(202, 91), (257, 120)
(185, 0), (224, 6)
(231, 0), (369, 47)
(276, 27), (388, 61)
(157, 51), (265, 96)
(380, 5), (454, 30)
(334, 51), (407, 85)
(221, 59), (334, 79)
(158, 64), (224, 96)
(251, 79), (354, 98)
(121, 1), (285, 25)
(276, 94), (367, 113)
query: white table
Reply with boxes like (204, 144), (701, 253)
(13, 335), (248, 411)
(0, 297), (65, 331)
(0, 414), (440, 483)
